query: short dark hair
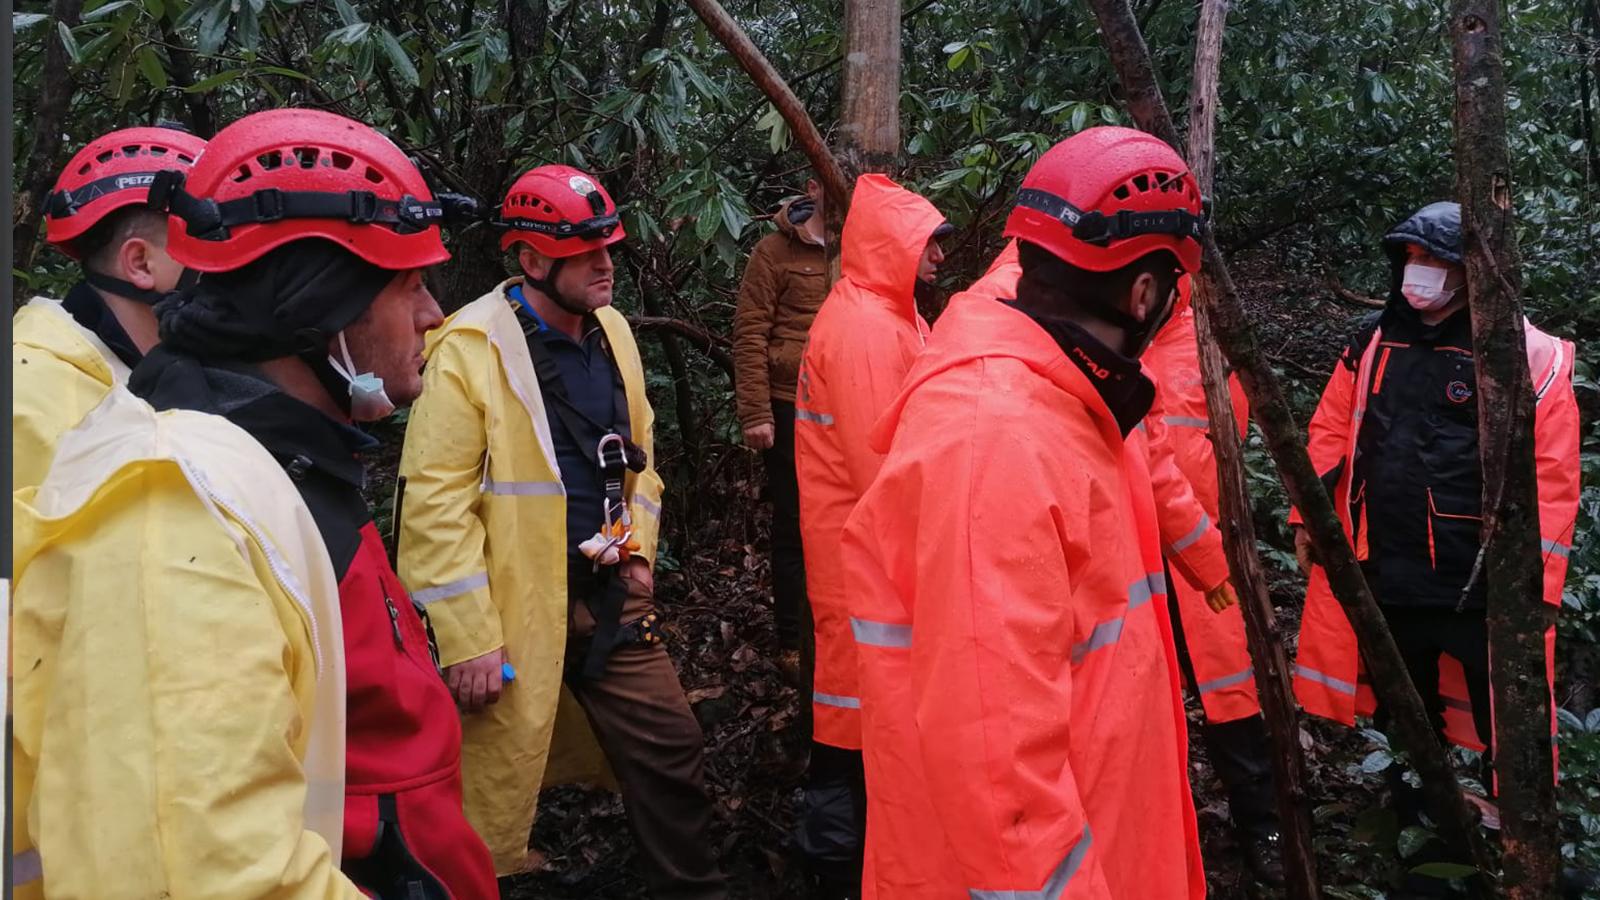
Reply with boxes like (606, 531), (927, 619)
(73, 207), (168, 274)
(1016, 240), (1180, 314)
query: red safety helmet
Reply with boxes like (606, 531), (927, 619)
(1004, 126), (1207, 274)
(45, 126), (207, 259)
(149, 108), (449, 273)
(497, 164), (626, 258)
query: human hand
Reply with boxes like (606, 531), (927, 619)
(622, 557), (654, 596)
(445, 647), (506, 713)
(1293, 526), (1317, 575)
(743, 423), (775, 451)
(1205, 580), (1239, 613)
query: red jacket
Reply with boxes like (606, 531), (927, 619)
(795, 174), (941, 749)
(843, 292), (1203, 899)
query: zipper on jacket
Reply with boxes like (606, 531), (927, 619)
(385, 597), (405, 649)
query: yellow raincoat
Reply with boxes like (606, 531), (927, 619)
(10, 387), (352, 898)
(12, 297), (131, 493)
(397, 277), (664, 874)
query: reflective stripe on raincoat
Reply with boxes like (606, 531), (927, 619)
(1144, 303), (1261, 723)
(795, 173), (940, 749)
(843, 291), (1204, 899)
(1292, 320), (1578, 751)
(11, 387), (351, 898)
(12, 297), (131, 493)
(396, 279), (663, 873)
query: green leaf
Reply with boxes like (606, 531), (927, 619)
(255, 65), (312, 81)
(1408, 862), (1478, 880)
(84, 1), (136, 22)
(136, 46), (168, 89)
(377, 28), (419, 87)
(234, 2), (259, 52)
(695, 201), (720, 242)
(14, 12), (49, 31)
(184, 68), (244, 92)
(327, 22), (370, 46)
(333, 0), (361, 26)
(1397, 825), (1435, 859)
(142, 0), (164, 20)
(1587, 708), (1600, 731)
(942, 41), (966, 54)
(1360, 749), (1393, 773)
(1558, 708), (1585, 731)
(947, 46), (970, 72)
(1069, 103), (1088, 133)
(57, 21), (83, 63)
(720, 197), (750, 240)
(195, 1), (229, 54)
(640, 47), (669, 66)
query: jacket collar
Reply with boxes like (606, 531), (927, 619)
(61, 280), (141, 370)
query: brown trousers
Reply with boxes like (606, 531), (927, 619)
(567, 568), (727, 900)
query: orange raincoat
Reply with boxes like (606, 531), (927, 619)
(964, 254), (1249, 724)
(842, 289), (1204, 898)
(1293, 319), (1579, 750)
(1144, 299), (1261, 723)
(795, 174), (942, 749)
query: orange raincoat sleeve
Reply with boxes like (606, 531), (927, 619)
(1289, 349), (1359, 527)
(1143, 394), (1230, 593)
(900, 416), (1114, 896)
(1534, 339), (1581, 602)
(826, 323), (926, 495)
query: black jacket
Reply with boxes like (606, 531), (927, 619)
(1345, 202), (1487, 609)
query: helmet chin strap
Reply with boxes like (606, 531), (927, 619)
(82, 267), (169, 306)
(523, 257), (590, 317)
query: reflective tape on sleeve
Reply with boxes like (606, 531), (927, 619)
(410, 570), (490, 606)
(850, 617), (911, 648)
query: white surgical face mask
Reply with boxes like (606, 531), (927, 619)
(327, 330), (396, 422)
(1401, 262), (1459, 312)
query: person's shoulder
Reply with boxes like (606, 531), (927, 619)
(1337, 311), (1384, 371)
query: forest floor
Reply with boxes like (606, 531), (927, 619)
(362, 252), (1593, 899)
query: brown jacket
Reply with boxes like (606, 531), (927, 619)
(733, 197), (827, 428)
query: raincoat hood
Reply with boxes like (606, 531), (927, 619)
(869, 293), (1110, 454)
(1380, 201), (1466, 328)
(773, 195), (822, 244)
(838, 174), (947, 316)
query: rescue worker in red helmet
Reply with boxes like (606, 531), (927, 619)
(842, 126), (1208, 898)
(1291, 201), (1579, 889)
(961, 245), (1284, 885)
(793, 173), (951, 897)
(14, 124), (205, 492)
(396, 164), (726, 896)
(12, 108), (497, 898)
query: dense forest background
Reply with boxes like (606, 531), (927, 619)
(11, 0), (1600, 896)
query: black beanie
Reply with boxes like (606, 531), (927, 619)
(157, 239), (397, 362)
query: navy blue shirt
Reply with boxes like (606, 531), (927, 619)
(510, 286), (623, 563)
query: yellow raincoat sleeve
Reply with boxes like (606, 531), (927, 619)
(397, 331), (504, 667)
(16, 476), (357, 899)
(11, 341), (110, 493)
(605, 310), (665, 566)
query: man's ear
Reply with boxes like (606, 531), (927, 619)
(518, 245), (552, 280)
(118, 238), (160, 291)
(1126, 271), (1161, 323)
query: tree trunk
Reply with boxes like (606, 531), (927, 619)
(1082, 0), (1495, 885)
(1184, 3), (1319, 897)
(839, 0), (901, 177)
(1452, 2), (1560, 896)
(12, 0), (84, 301)
(683, 0), (849, 212)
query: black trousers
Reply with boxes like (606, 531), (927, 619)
(795, 743), (866, 897)
(767, 399), (808, 650)
(1168, 587), (1279, 836)
(1373, 605), (1494, 813)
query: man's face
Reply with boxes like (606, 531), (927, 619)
(342, 268), (443, 407)
(550, 246), (616, 311)
(1405, 243), (1465, 289)
(917, 238), (946, 284)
